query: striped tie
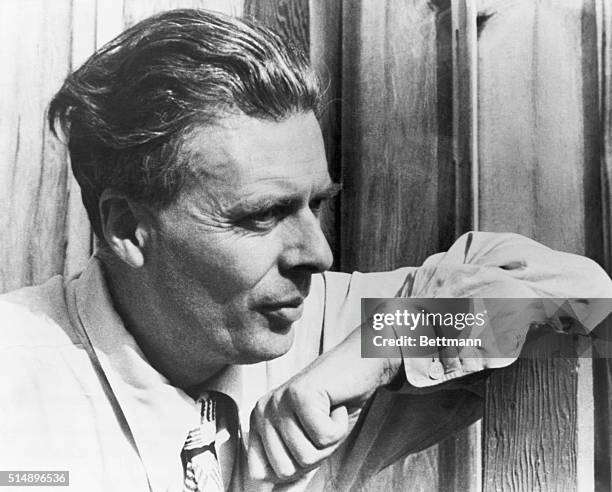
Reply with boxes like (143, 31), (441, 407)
(181, 393), (224, 492)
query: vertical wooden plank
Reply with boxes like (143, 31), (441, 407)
(339, 0), (475, 490)
(596, 0), (612, 489)
(96, 0), (125, 47)
(340, 0), (454, 273)
(309, 0), (342, 265)
(577, 356), (595, 492)
(484, 358), (579, 491)
(478, 0), (585, 248)
(435, 1), (458, 261)
(195, 0), (243, 17)
(243, 0), (309, 56)
(452, 0), (479, 235)
(122, 0), (180, 27)
(0, 0), (73, 292)
(479, 0), (599, 489)
(122, 0), (243, 28)
(439, 4), (482, 490)
(72, 0), (98, 67)
(582, 0), (605, 267)
(438, 422), (482, 492)
(594, 350), (612, 492)
(578, 1), (601, 489)
(64, 0), (97, 277)
(360, 447), (440, 492)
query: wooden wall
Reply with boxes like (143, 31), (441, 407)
(1, 0), (610, 490)
(478, 1), (598, 490)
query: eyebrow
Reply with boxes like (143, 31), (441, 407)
(225, 181), (342, 216)
(317, 182), (342, 200)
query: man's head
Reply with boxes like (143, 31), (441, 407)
(49, 9), (335, 386)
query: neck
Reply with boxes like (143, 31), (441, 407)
(99, 254), (225, 389)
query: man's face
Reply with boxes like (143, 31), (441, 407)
(142, 112), (334, 373)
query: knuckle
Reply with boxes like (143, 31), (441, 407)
(271, 390), (285, 410)
(313, 430), (336, 448)
(287, 379), (313, 408)
(294, 450), (318, 469)
(251, 401), (268, 429)
(274, 464), (297, 481)
(253, 399), (266, 417)
(284, 384), (303, 406)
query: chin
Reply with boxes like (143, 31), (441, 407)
(237, 326), (296, 364)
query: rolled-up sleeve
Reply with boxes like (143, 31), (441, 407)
(397, 231), (612, 390)
(313, 232), (612, 486)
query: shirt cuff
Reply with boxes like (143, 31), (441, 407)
(393, 231), (612, 392)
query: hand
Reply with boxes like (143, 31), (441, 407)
(247, 328), (402, 483)
(247, 380), (349, 483)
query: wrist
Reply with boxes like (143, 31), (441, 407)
(303, 327), (405, 408)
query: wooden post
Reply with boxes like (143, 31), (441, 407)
(478, 1), (600, 489)
(0, 0), (80, 293)
(595, 0), (612, 489)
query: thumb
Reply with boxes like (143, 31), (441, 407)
(298, 402), (349, 449)
(326, 405), (349, 443)
(330, 405), (349, 432)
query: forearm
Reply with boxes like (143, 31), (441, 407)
(303, 327), (402, 409)
(247, 325), (403, 483)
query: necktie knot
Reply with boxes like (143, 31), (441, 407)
(199, 393), (216, 423)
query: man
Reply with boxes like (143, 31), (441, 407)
(0, 8), (610, 492)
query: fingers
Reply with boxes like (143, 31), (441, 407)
(247, 431), (275, 481)
(292, 393), (348, 449)
(329, 406), (349, 432)
(257, 417), (297, 479)
(248, 388), (349, 483)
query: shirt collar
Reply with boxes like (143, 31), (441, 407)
(70, 256), (242, 491)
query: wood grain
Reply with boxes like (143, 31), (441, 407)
(122, 0), (244, 28)
(340, 0), (455, 273)
(360, 446), (440, 492)
(594, 354), (612, 492)
(64, 0), (97, 278)
(484, 358), (578, 491)
(309, 0), (342, 266)
(595, 0), (612, 489)
(438, 422), (482, 492)
(452, 0), (479, 235)
(439, 3), (482, 491)
(1, 0), (608, 489)
(478, 1), (600, 490)
(243, 0), (309, 56)
(339, 1), (445, 485)
(96, 0), (125, 47)
(0, 0), (74, 292)
(478, 0), (586, 249)
(338, 1), (478, 490)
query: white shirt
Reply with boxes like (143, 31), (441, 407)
(1, 232), (610, 491)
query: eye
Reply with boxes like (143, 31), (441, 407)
(250, 208), (277, 222)
(309, 198), (326, 217)
(240, 205), (286, 230)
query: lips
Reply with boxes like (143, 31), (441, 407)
(258, 298), (305, 324)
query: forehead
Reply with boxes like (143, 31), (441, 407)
(181, 112), (329, 197)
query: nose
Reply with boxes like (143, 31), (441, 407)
(279, 210), (333, 274)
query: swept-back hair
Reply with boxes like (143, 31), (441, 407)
(49, 8), (321, 238)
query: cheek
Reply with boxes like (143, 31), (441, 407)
(159, 230), (282, 295)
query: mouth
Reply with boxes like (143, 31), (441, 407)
(257, 298), (305, 324)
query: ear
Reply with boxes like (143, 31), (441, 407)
(98, 189), (151, 268)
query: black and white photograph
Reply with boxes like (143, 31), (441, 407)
(1, 1), (612, 491)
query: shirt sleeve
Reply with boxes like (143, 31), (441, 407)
(314, 231), (612, 484)
(319, 231), (612, 390)
(397, 231), (612, 390)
